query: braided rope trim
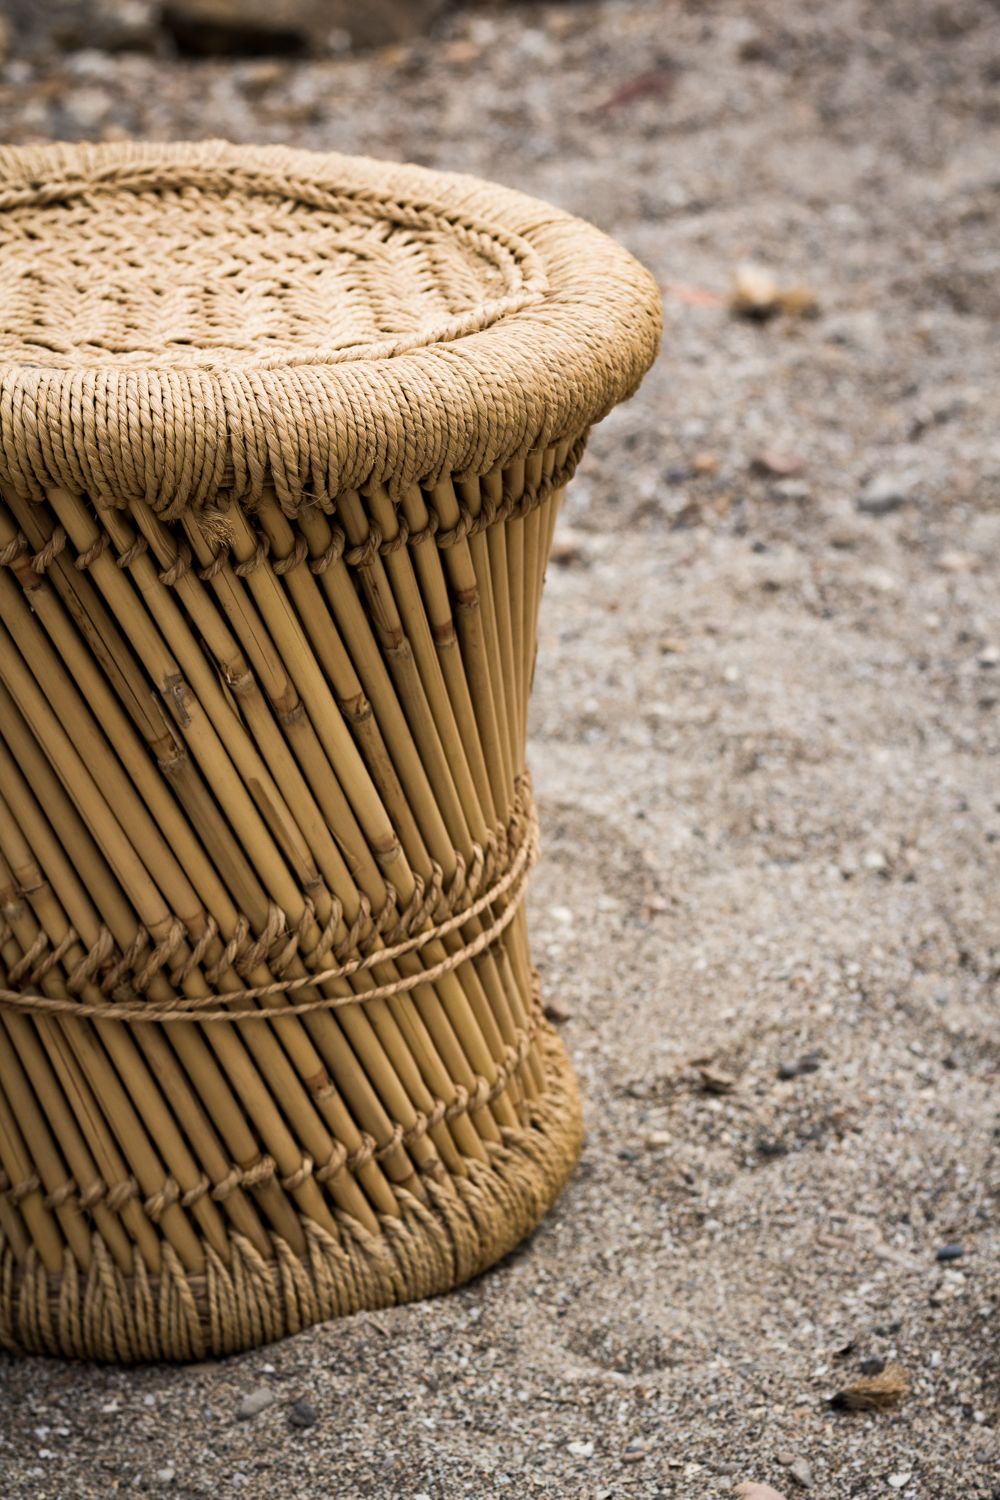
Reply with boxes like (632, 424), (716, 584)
(149, 434), (589, 587)
(0, 806), (539, 1024)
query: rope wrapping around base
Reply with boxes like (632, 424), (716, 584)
(0, 1025), (582, 1362)
(0, 784), (540, 1023)
(0, 140), (661, 1363)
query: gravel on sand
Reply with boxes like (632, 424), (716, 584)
(1, 2), (999, 1497)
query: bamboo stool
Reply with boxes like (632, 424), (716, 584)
(0, 141), (661, 1360)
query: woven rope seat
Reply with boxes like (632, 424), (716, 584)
(0, 141), (661, 1361)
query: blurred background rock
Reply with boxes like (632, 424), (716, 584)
(1, 0), (453, 61)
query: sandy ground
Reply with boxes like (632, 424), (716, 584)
(1, 1), (1000, 1496)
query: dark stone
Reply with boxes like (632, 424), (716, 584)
(936, 1243), (964, 1262)
(289, 1399), (317, 1428)
(860, 1357), (885, 1376)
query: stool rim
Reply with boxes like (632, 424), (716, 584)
(0, 140), (662, 518)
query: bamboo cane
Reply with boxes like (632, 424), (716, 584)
(0, 1038), (65, 1275)
(0, 795), (242, 1261)
(0, 627), (369, 1246)
(0, 691), (300, 1256)
(36, 490), (428, 1208)
(122, 501), (485, 1174)
(268, 493), (529, 1113)
(176, 501), (512, 1142)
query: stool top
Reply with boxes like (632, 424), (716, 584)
(0, 141), (660, 516)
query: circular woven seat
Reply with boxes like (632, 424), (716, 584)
(0, 141), (660, 1360)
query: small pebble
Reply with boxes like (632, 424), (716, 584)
(543, 997), (572, 1024)
(736, 1485), (790, 1500)
(789, 1457), (813, 1489)
(856, 473), (917, 515)
(622, 1439), (646, 1463)
(775, 1450), (795, 1466)
(289, 1399), (316, 1428)
(155, 1470), (175, 1485)
(936, 1243), (963, 1262)
(236, 1387), (275, 1420)
(860, 1356), (885, 1376)
(567, 1439), (594, 1458)
(887, 1476), (912, 1490)
(754, 448), (805, 476)
(699, 1065), (737, 1094)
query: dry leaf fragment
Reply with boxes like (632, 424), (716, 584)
(829, 1362), (908, 1411)
(699, 1065), (737, 1095)
(778, 285), (819, 318)
(596, 67), (678, 113)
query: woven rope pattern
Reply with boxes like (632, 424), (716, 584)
(0, 180), (543, 370)
(0, 141), (660, 1362)
(0, 782), (539, 1022)
(0, 141), (662, 517)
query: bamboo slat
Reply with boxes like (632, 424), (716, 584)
(0, 140), (660, 1359)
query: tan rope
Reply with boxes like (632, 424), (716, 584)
(0, 143), (659, 517)
(0, 794), (540, 1022)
